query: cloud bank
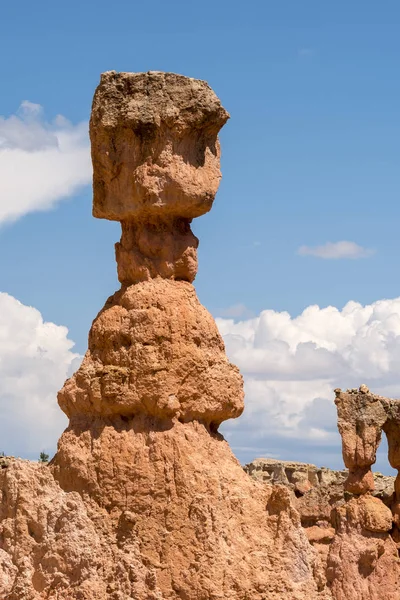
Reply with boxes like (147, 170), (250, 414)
(297, 241), (374, 259)
(218, 297), (400, 469)
(0, 102), (91, 224)
(3, 291), (400, 472)
(0, 293), (79, 459)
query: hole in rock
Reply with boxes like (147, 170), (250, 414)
(374, 434), (397, 477)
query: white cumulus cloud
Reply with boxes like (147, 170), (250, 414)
(0, 293), (79, 459)
(3, 289), (400, 474)
(0, 102), (91, 224)
(217, 297), (400, 469)
(297, 241), (374, 259)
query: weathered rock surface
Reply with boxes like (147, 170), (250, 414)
(245, 457), (395, 509)
(327, 495), (399, 600)
(58, 279), (244, 426)
(2, 71), (400, 599)
(245, 458), (348, 496)
(246, 388), (400, 600)
(0, 72), (326, 599)
(52, 421), (322, 599)
(90, 70), (229, 285)
(332, 387), (400, 598)
(0, 458), (152, 600)
(90, 71), (228, 222)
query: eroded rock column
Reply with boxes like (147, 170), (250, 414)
(50, 71), (321, 599)
(334, 387), (387, 494)
(331, 386), (400, 600)
(384, 410), (400, 533)
(57, 71), (244, 430)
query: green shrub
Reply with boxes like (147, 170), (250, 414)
(39, 452), (49, 463)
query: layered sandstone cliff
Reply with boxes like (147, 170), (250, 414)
(1, 71), (399, 600)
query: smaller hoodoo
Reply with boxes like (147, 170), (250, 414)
(325, 387), (400, 600)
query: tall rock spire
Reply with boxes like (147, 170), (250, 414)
(57, 73), (243, 428)
(1, 71), (400, 600)
(52, 71), (320, 598)
(0, 72), (323, 600)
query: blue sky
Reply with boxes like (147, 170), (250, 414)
(1, 0), (400, 472)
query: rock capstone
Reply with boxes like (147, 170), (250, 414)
(90, 70), (229, 285)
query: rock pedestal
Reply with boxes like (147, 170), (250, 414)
(335, 386), (400, 512)
(334, 387), (387, 494)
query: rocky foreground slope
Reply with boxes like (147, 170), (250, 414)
(0, 71), (399, 599)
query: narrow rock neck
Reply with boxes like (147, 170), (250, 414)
(116, 216), (199, 285)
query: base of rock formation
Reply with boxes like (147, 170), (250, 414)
(245, 457), (400, 599)
(3, 447), (400, 599)
(0, 429), (323, 600)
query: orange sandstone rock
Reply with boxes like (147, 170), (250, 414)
(334, 388), (387, 494)
(326, 494), (399, 600)
(5, 70), (400, 600)
(58, 279), (244, 425)
(90, 71), (228, 222)
(50, 71), (322, 599)
(0, 71), (326, 599)
(246, 426), (400, 600)
(90, 71), (229, 285)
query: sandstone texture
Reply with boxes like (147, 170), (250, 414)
(58, 279), (244, 426)
(2, 72), (400, 599)
(0, 71), (326, 599)
(246, 387), (400, 599)
(90, 71), (229, 285)
(245, 458), (349, 497)
(245, 457), (398, 588)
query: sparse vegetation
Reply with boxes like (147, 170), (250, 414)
(39, 452), (49, 463)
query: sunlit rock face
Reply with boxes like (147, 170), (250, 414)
(245, 452), (400, 599)
(0, 72), (324, 600)
(58, 279), (244, 425)
(52, 70), (322, 599)
(60, 71), (244, 428)
(246, 389), (400, 600)
(4, 71), (400, 600)
(90, 70), (229, 285)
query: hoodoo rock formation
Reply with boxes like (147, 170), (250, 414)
(246, 387), (400, 599)
(330, 387), (400, 600)
(0, 71), (322, 600)
(1, 71), (400, 600)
